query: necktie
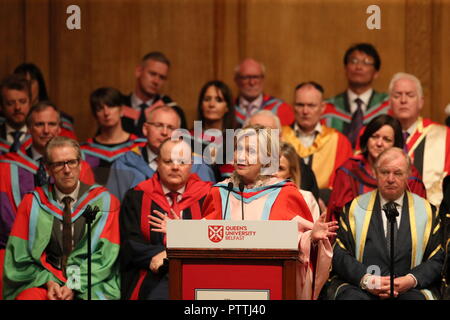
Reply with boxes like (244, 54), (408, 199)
(385, 201), (398, 257)
(9, 131), (23, 152)
(347, 98), (364, 148)
(35, 158), (48, 187)
(61, 196), (73, 276)
(168, 191), (181, 219)
(402, 131), (410, 152)
(136, 103), (148, 136)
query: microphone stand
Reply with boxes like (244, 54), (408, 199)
(83, 205), (99, 300)
(383, 202), (398, 300)
(239, 183), (245, 220)
(223, 182), (234, 220)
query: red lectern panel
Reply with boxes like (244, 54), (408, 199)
(182, 261), (283, 299)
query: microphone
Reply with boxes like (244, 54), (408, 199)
(239, 182), (245, 220)
(223, 182), (234, 220)
(382, 201), (398, 223)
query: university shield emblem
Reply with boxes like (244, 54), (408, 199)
(208, 225), (224, 243)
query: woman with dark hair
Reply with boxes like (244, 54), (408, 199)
(327, 114), (426, 221)
(80, 87), (146, 185)
(193, 80), (237, 181)
(13, 62), (77, 139)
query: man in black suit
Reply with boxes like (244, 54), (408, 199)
(0, 74), (31, 152)
(327, 147), (444, 300)
(122, 51), (186, 136)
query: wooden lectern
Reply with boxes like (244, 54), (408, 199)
(166, 220), (299, 300)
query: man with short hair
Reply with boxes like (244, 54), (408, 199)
(107, 105), (215, 201)
(234, 58), (295, 127)
(327, 147), (443, 300)
(0, 74), (31, 153)
(389, 72), (450, 207)
(122, 51), (187, 136)
(323, 43), (390, 147)
(3, 136), (120, 300)
(119, 138), (212, 300)
(282, 82), (353, 205)
(0, 103), (95, 298)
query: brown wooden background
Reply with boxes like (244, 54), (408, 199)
(1, 0), (449, 141)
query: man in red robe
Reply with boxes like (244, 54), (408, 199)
(119, 138), (212, 300)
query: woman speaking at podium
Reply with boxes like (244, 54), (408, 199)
(200, 125), (338, 299)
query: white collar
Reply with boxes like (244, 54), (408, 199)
(146, 145), (158, 162)
(162, 184), (186, 197)
(5, 123), (27, 135)
(131, 92), (155, 109)
(55, 181), (81, 205)
(294, 122), (322, 136)
(379, 193), (404, 210)
(347, 88), (373, 108)
(30, 146), (44, 161)
(239, 94), (263, 108)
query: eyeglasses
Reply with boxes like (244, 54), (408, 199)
(348, 58), (375, 66)
(237, 75), (264, 81)
(146, 122), (177, 132)
(47, 159), (80, 171)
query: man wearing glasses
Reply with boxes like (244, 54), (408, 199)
(234, 58), (295, 127)
(3, 136), (120, 300)
(322, 43), (390, 148)
(0, 103), (95, 298)
(106, 105), (215, 201)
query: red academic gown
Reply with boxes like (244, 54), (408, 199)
(119, 173), (212, 300)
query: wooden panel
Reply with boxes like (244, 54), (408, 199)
(2, 0), (449, 140)
(0, 0), (25, 80)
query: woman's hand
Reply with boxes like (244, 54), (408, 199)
(311, 212), (339, 243)
(148, 209), (180, 234)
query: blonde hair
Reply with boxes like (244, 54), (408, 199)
(235, 124), (280, 175)
(280, 142), (302, 187)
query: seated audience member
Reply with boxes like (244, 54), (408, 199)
(120, 138), (212, 300)
(13, 62), (77, 140)
(439, 175), (450, 299)
(328, 114), (426, 221)
(200, 125), (338, 299)
(327, 147), (443, 300)
(81, 87), (146, 185)
(0, 102), (94, 297)
(322, 43), (389, 147)
(282, 81), (353, 206)
(274, 141), (321, 218)
(194, 80), (237, 181)
(0, 74), (31, 153)
(246, 110), (320, 202)
(106, 105), (215, 201)
(3, 136), (120, 300)
(233, 58), (295, 127)
(122, 51), (187, 136)
(389, 72), (450, 207)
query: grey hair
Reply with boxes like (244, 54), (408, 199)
(244, 109), (281, 130)
(388, 72), (423, 99)
(233, 58), (266, 77)
(44, 136), (81, 164)
(374, 147), (411, 174)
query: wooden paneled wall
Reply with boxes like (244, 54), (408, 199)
(1, 0), (449, 141)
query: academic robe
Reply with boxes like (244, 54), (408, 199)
(282, 124), (353, 190)
(322, 90), (390, 134)
(0, 143), (95, 249)
(327, 155), (427, 222)
(327, 190), (444, 300)
(3, 183), (121, 300)
(439, 175), (450, 299)
(122, 94), (187, 136)
(81, 135), (146, 185)
(403, 117), (450, 207)
(106, 147), (216, 202)
(120, 173), (212, 300)
(234, 94), (295, 127)
(202, 178), (332, 300)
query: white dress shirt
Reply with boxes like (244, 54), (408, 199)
(5, 123), (27, 144)
(379, 193), (403, 237)
(347, 88), (373, 115)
